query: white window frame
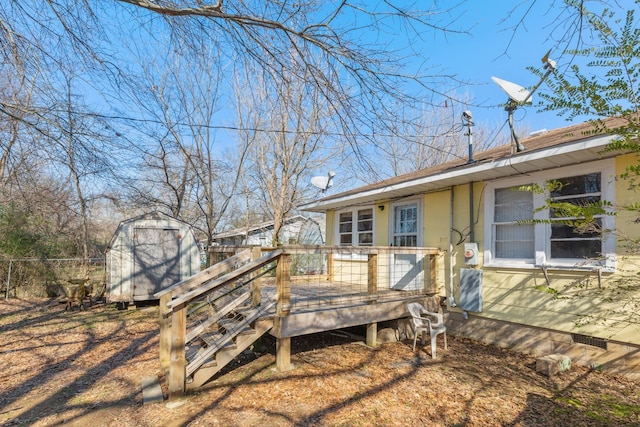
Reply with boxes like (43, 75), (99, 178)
(389, 199), (423, 247)
(484, 159), (616, 271)
(334, 206), (375, 260)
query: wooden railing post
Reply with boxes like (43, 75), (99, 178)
(250, 246), (262, 307)
(367, 253), (378, 303)
(168, 303), (187, 399)
(276, 253), (291, 316)
(159, 293), (172, 373)
(366, 252), (378, 347)
(425, 253), (438, 293)
(276, 253), (291, 371)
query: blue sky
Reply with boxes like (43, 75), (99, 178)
(421, 1), (595, 135)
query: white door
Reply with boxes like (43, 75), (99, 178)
(390, 202), (423, 290)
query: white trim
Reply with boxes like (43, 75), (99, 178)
(300, 134), (617, 212)
(334, 206), (375, 260)
(389, 198), (423, 247)
(483, 159), (616, 271)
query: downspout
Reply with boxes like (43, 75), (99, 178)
(469, 182), (474, 242)
(449, 186), (456, 307)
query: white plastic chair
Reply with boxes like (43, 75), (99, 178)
(407, 302), (447, 358)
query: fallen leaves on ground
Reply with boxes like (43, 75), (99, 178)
(1, 299), (639, 426)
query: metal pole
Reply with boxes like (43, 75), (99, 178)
(6, 260), (12, 300)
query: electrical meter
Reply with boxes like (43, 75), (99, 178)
(464, 242), (478, 265)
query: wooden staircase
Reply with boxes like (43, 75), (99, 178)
(186, 300), (275, 389)
(156, 248), (282, 395)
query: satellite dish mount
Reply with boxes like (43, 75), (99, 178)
(492, 50), (557, 153)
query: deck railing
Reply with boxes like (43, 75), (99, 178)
(160, 245), (441, 396)
(269, 245), (441, 312)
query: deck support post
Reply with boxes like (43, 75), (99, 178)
(276, 252), (292, 371)
(168, 303), (187, 399)
(276, 337), (291, 371)
(159, 293), (171, 373)
(366, 322), (377, 347)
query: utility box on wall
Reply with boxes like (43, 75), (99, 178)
(459, 268), (483, 312)
(105, 211), (201, 303)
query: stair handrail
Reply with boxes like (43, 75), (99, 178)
(165, 249), (282, 311)
(155, 248), (253, 300)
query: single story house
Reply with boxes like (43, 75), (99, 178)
(300, 118), (640, 377)
(211, 215), (325, 247)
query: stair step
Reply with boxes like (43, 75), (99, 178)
(186, 299), (275, 378)
(186, 345), (217, 367)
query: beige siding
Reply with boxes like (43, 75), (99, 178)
(422, 190), (450, 248)
(374, 203), (388, 246)
(462, 153), (640, 345)
(322, 153), (640, 347)
(325, 211), (335, 245)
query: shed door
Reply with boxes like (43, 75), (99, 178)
(390, 202), (423, 290)
(133, 227), (181, 300)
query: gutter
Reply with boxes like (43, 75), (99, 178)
(299, 134), (617, 212)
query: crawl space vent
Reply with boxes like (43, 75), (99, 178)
(571, 333), (608, 350)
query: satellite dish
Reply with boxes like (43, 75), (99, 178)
(311, 171), (336, 193)
(491, 77), (532, 104)
(491, 51), (558, 153)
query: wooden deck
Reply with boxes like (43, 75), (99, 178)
(158, 245), (443, 396)
(259, 279), (436, 338)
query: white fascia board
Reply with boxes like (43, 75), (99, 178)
(300, 134), (617, 212)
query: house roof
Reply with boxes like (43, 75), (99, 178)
(212, 215), (311, 239)
(300, 118), (630, 212)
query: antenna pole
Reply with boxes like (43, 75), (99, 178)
(522, 60), (556, 104)
(507, 102), (525, 153)
(464, 115), (474, 163)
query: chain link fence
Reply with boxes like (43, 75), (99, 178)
(2, 258), (106, 300)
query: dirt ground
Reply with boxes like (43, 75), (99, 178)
(1, 298), (639, 427)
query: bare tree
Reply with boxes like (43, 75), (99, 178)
(235, 61), (333, 245)
(117, 32), (253, 257)
(356, 93), (510, 181)
(38, 69), (119, 262)
(0, 1), (470, 170)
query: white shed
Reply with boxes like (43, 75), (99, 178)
(106, 211), (201, 303)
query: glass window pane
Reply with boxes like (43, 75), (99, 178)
(340, 234), (352, 245)
(496, 224), (534, 241)
(551, 240), (601, 258)
(339, 223), (352, 233)
(496, 241), (535, 259)
(339, 212), (352, 222)
(358, 220), (372, 232)
(495, 224), (534, 259)
(358, 232), (373, 245)
(551, 220), (601, 239)
(550, 173), (600, 197)
(358, 209), (373, 220)
(495, 187), (533, 222)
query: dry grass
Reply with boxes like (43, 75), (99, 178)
(1, 298), (639, 426)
